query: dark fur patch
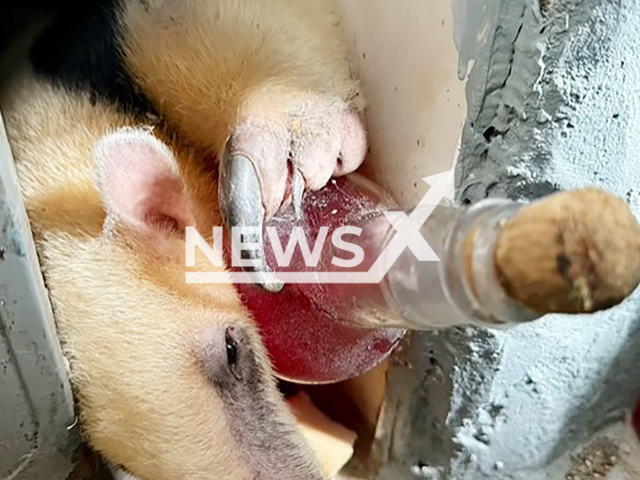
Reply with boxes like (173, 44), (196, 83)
(29, 0), (153, 116)
(202, 326), (323, 480)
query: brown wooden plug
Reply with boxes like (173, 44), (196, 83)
(494, 187), (640, 315)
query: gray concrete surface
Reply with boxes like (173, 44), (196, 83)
(0, 112), (80, 478)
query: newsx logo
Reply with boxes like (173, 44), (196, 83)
(185, 171), (454, 284)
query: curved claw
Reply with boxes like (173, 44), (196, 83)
(219, 145), (284, 293)
(292, 169), (305, 220)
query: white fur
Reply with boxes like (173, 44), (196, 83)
(110, 465), (143, 480)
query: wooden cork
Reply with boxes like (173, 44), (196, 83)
(493, 187), (640, 315)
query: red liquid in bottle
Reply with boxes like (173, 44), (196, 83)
(225, 175), (406, 384)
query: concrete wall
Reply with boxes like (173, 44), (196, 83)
(339, 0), (640, 478)
(0, 111), (79, 480)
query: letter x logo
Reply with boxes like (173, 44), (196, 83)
(367, 170), (454, 281)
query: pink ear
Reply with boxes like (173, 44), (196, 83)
(93, 127), (193, 236)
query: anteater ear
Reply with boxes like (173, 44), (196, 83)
(93, 127), (194, 237)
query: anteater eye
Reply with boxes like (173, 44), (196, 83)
(225, 328), (242, 380)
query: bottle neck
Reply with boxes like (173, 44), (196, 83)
(374, 199), (540, 330)
(441, 199), (539, 328)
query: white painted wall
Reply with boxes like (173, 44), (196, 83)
(337, 0), (467, 208)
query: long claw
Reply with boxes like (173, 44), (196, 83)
(292, 169), (305, 220)
(219, 146), (284, 293)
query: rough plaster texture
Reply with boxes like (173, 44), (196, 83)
(367, 0), (640, 479)
(0, 112), (79, 480)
